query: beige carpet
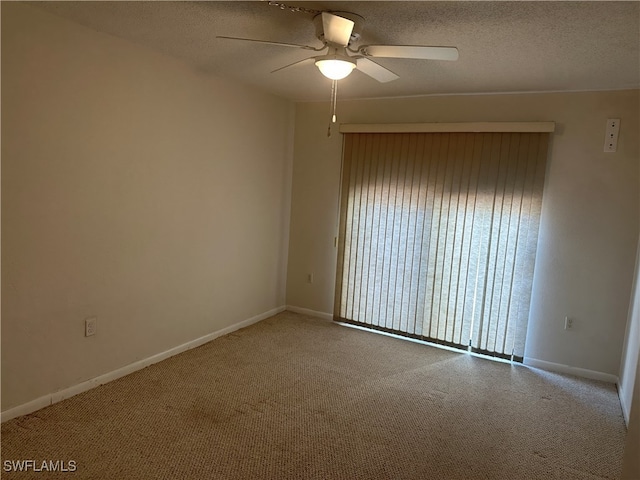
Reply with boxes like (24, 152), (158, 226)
(1, 311), (627, 479)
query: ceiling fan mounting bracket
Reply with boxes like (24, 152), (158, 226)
(313, 11), (364, 46)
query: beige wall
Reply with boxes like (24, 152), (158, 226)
(1, 3), (294, 410)
(287, 90), (639, 377)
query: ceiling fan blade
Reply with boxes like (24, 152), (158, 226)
(322, 12), (354, 47)
(271, 57), (315, 74)
(361, 45), (459, 61)
(356, 58), (399, 83)
(217, 36), (320, 51)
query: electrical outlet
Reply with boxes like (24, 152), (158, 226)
(603, 118), (620, 152)
(85, 317), (97, 337)
(307, 273), (314, 284)
(564, 316), (573, 330)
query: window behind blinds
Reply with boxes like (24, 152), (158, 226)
(334, 132), (549, 361)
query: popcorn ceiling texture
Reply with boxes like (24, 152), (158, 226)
(1, 312), (626, 479)
(29, 1), (640, 101)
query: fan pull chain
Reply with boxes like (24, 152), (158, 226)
(327, 79), (338, 137)
(332, 79), (338, 122)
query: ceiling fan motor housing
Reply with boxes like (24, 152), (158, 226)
(313, 11), (364, 46)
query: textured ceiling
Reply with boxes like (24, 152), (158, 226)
(30, 1), (640, 102)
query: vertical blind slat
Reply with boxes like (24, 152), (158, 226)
(394, 135), (411, 331)
(364, 135), (380, 325)
(401, 134), (419, 332)
(427, 133), (448, 339)
(421, 134), (441, 337)
(439, 134), (457, 342)
(360, 135), (371, 321)
(409, 134), (423, 329)
(385, 135), (400, 329)
(351, 134), (365, 322)
(460, 134), (483, 346)
(446, 134), (463, 343)
(335, 134), (353, 320)
(413, 134), (435, 337)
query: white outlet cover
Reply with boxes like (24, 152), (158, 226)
(85, 317), (97, 336)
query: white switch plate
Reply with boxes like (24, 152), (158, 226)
(604, 118), (620, 152)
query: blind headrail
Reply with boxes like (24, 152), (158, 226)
(339, 122), (555, 134)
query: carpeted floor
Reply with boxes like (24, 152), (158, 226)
(1, 311), (627, 479)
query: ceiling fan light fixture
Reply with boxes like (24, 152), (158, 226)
(315, 56), (356, 80)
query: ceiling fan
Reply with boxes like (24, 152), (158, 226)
(217, 10), (459, 83)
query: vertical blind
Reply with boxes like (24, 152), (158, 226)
(334, 132), (549, 361)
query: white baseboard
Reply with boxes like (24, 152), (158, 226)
(523, 357), (619, 384)
(1, 306), (286, 423)
(285, 305), (333, 322)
